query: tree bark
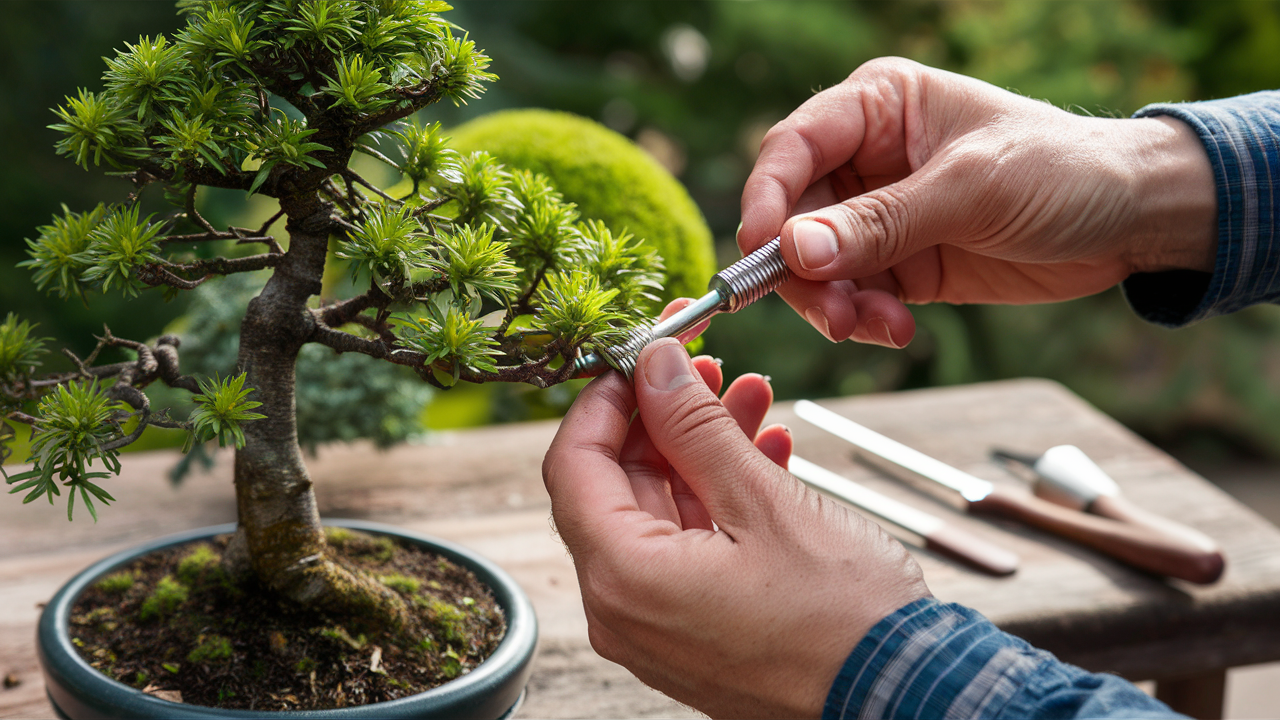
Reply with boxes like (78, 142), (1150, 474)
(229, 191), (410, 629)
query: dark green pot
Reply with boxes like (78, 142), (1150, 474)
(38, 519), (537, 719)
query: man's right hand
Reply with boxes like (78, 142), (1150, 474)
(740, 57), (1219, 348)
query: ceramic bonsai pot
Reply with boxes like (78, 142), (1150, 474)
(37, 519), (538, 720)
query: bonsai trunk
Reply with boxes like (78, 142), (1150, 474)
(228, 192), (411, 629)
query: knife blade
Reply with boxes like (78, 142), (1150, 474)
(789, 455), (1018, 576)
(793, 400), (1225, 584)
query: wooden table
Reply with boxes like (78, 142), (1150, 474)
(3, 379), (1279, 719)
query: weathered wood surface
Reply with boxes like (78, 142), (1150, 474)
(3, 378), (1279, 718)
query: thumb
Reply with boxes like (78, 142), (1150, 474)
(781, 175), (958, 280)
(633, 338), (788, 535)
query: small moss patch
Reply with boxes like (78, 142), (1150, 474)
(379, 573), (421, 594)
(95, 571), (135, 594)
(187, 635), (233, 665)
(139, 576), (188, 621)
(176, 544), (221, 586)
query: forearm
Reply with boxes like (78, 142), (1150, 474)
(825, 598), (1184, 720)
(1124, 91), (1280, 326)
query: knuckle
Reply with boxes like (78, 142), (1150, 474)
(834, 186), (910, 267)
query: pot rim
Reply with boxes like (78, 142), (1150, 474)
(38, 518), (537, 719)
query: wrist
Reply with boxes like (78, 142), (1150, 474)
(1122, 115), (1218, 273)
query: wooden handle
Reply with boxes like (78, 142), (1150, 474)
(970, 486), (1225, 584)
(923, 524), (1019, 576)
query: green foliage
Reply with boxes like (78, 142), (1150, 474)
(337, 203), (437, 284)
(20, 204), (109, 300)
(0, 314), (50, 388)
(5, 381), (121, 522)
(78, 205), (164, 297)
(504, 170), (582, 281)
(139, 575), (189, 621)
(398, 301), (503, 383)
(102, 35), (192, 123)
(249, 112), (333, 193)
(392, 119), (459, 188)
(443, 151), (516, 228)
(187, 373), (265, 450)
(574, 220), (664, 315)
(433, 223), (519, 303)
(48, 89), (144, 170)
(448, 109), (715, 305)
(324, 54), (394, 113)
(536, 270), (626, 348)
(156, 111), (227, 174)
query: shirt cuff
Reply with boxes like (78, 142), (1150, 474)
(1124, 92), (1280, 327)
(822, 597), (1041, 720)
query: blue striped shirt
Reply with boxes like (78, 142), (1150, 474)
(824, 93), (1280, 719)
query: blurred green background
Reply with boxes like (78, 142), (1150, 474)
(7, 0), (1280, 463)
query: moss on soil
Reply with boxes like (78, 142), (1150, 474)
(69, 530), (505, 711)
(448, 108), (716, 306)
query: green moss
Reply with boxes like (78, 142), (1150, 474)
(139, 575), (189, 621)
(176, 544), (221, 586)
(440, 647), (462, 679)
(133, 671), (148, 687)
(379, 573), (422, 594)
(416, 595), (467, 643)
(187, 635), (233, 665)
(320, 626), (367, 650)
(162, 662), (180, 674)
(448, 109), (715, 305)
(325, 527), (353, 547)
(95, 571), (135, 594)
(295, 657), (317, 674)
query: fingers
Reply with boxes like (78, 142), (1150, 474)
(659, 297), (711, 345)
(542, 372), (647, 549)
(633, 338), (789, 535)
(755, 424), (793, 468)
(719, 373), (773, 439)
(739, 57), (925, 255)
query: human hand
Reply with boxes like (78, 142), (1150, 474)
(542, 337), (929, 718)
(740, 57), (1218, 348)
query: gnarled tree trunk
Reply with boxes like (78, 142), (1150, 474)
(228, 191), (410, 629)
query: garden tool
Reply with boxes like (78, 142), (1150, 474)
(790, 455), (1019, 576)
(990, 445), (1224, 573)
(794, 400), (1225, 584)
(571, 237), (789, 379)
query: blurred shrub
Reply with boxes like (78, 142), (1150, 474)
(448, 109), (715, 304)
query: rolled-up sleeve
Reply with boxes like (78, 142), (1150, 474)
(1124, 91), (1280, 326)
(823, 598), (1183, 719)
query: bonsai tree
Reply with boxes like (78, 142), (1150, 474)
(3, 0), (663, 633)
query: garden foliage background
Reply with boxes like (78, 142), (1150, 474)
(7, 0), (1280, 462)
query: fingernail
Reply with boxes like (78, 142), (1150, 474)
(713, 357), (724, 367)
(868, 317), (900, 348)
(793, 219), (838, 270)
(645, 340), (697, 391)
(805, 306), (835, 342)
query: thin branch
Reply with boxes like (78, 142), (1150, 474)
(342, 168), (400, 205)
(354, 142), (401, 170)
(186, 183), (217, 234)
(5, 410), (39, 426)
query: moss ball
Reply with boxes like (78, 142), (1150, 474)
(448, 109), (715, 304)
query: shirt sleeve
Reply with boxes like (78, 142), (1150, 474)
(1123, 91), (1280, 327)
(823, 597), (1185, 720)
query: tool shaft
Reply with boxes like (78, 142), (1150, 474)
(572, 237), (789, 379)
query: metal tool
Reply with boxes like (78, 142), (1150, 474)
(794, 400), (1225, 584)
(790, 455), (1018, 576)
(571, 237), (789, 379)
